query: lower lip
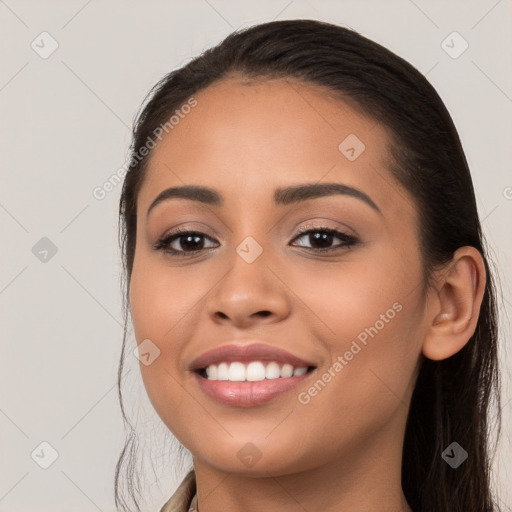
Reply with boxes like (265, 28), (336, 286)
(193, 370), (315, 407)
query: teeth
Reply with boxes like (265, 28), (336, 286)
(281, 363), (294, 378)
(217, 362), (229, 381)
(205, 364), (217, 380)
(247, 361), (266, 381)
(265, 361), (280, 379)
(203, 361), (310, 381)
(228, 362), (246, 381)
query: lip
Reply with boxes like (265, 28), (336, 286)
(188, 342), (317, 371)
(193, 368), (316, 407)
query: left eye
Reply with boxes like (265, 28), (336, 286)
(290, 227), (357, 252)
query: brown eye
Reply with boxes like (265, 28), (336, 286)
(153, 230), (218, 255)
(153, 225), (358, 257)
(291, 227), (358, 252)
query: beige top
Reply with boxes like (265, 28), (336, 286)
(159, 470), (197, 512)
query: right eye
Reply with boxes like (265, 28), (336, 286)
(153, 229), (219, 256)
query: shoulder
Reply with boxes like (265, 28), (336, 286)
(159, 469), (196, 512)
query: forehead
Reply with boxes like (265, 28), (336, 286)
(138, 77), (413, 218)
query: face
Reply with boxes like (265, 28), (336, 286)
(129, 77), (428, 476)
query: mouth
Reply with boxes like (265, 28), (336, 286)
(192, 361), (318, 407)
(195, 361), (317, 381)
(188, 342), (319, 407)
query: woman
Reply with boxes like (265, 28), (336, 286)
(115, 19), (503, 512)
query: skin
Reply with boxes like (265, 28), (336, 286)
(129, 77), (486, 512)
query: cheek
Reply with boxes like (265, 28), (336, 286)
(291, 248), (423, 420)
(129, 254), (196, 344)
(128, 254), (212, 417)
(128, 276), (192, 435)
(292, 250), (415, 352)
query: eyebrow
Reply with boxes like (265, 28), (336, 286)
(146, 182), (381, 217)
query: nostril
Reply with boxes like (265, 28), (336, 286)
(250, 311), (271, 319)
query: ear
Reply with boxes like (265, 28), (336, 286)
(422, 246), (486, 361)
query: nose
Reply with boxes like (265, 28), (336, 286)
(206, 253), (291, 329)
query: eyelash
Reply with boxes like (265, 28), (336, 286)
(153, 225), (359, 257)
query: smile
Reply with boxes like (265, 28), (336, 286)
(200, 360), (314, 381)
(193, 363), (316, 407)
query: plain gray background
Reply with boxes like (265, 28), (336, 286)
(1, 1), (511, 511)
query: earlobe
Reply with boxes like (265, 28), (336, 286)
(422, 247), (486, 361)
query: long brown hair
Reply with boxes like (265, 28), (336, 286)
(116, 19), (503, 512)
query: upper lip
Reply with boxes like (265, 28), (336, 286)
(189, 342), (317, 371)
